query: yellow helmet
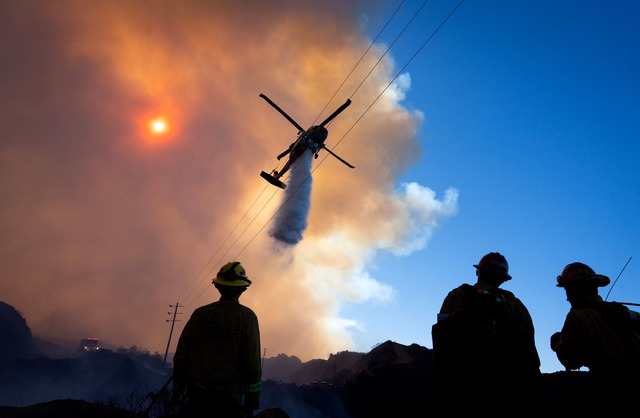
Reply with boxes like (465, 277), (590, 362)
(556, 262), (610, 288)
(213, 261), (252, 287)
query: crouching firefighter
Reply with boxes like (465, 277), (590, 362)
(173, 261), (262, 418)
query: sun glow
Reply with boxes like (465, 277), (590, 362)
(149, 117), (169, 135)
(138, 112), (179, 148)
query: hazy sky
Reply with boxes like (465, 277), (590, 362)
(1, 0), (638, 374)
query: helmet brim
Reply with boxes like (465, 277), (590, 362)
(556, 274), (610, 288)
(212, 277), (251, 287)
(473, 264), (512, 280)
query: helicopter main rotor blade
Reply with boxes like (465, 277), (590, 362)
(259, 93), (305, 133)
(319, 99), (352, 127)
(321, 145), (354, 168)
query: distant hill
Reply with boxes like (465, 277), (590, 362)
(262, 349), (363, 384)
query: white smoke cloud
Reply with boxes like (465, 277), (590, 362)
(384, 182), (460, 256)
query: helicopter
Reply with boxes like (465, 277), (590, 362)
(259, 93), (354, 189)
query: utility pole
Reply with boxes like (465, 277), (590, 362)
(163, 302), (182, 367)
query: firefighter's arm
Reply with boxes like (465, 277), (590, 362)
(172, 326), (191, 404)
(243, 383), (261, 413)
(172, 379), (187, 405)
(550, 313), (587, 370)
(241, 312), (262, 414)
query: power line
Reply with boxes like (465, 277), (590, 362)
(605, 256), (633, 301)
(177, 183), (279, 308)
(311, 0), (408, 127)
(332, 0), (466, 154)
(169, 0), (466, 311)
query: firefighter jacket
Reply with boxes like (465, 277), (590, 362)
(173, 295), (262, 407)
(438, 283), (541, 372)
(551, 294), (640, 378)
(434, 283), (542, 416)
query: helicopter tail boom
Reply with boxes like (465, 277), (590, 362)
(321, 145), (354, 168)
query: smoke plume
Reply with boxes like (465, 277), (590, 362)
(0, 1), (459, 361)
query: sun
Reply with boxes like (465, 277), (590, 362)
(149, 117), (169, 136)
(137, 110), (180, 148)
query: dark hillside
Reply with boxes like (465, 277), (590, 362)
(0, 351), (169, 408)
(0, 399), (138, 418)
(0, 301), (40, 359)
(341, 342), (436, 418)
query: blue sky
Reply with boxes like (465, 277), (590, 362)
(346, 0), (640, 373)
(1, 1), (637, 375)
